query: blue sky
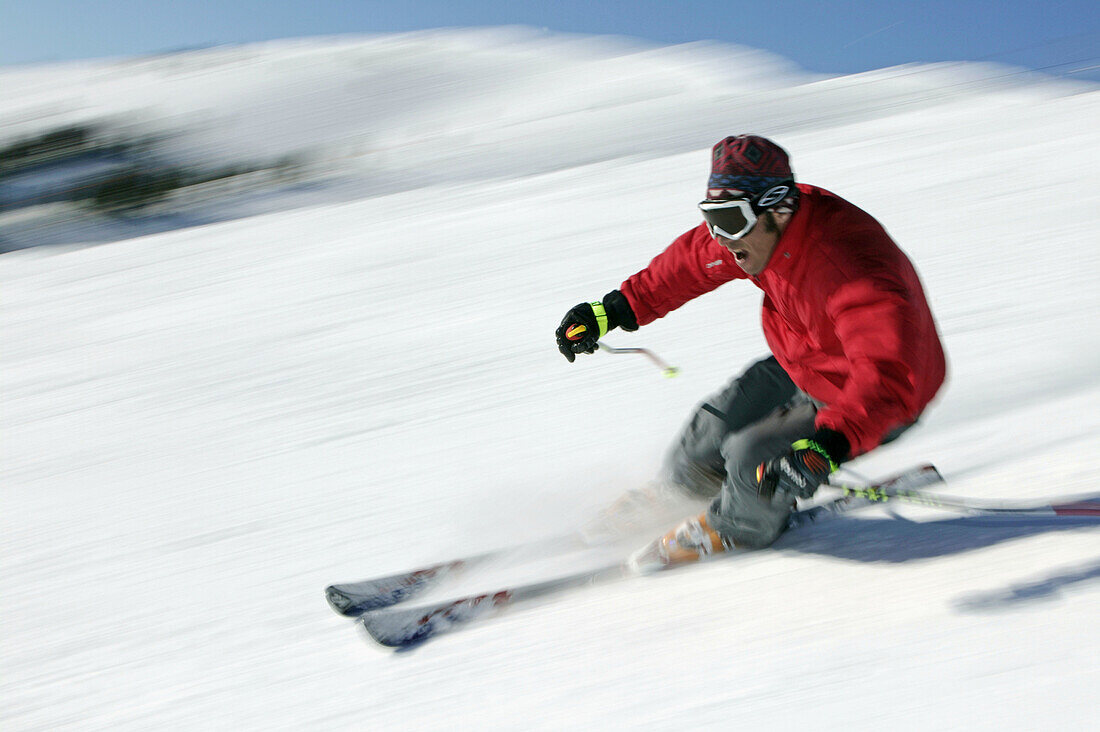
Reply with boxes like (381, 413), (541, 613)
(3, 1), (1098, 81)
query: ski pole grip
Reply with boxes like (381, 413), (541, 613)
(565, 324), (587, 341)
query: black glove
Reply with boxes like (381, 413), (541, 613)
(555, 290), (638, 362)
(756, 429), (849, 500)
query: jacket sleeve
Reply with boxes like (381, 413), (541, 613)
(619, 223), (745, 326)
(814, 273), (931, 457)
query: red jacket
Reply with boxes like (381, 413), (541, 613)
(620, 184), (946, 457)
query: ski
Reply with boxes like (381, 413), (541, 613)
(359, 563), (630, 650)
(357, 464), (944, 649)
(325, 558), (469, 616)
(325, 532), (598, 617)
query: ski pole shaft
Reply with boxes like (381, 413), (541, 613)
(832, 483), (1100, 518)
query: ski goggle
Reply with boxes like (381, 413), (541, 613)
(698, 198), (758, 240)
(698, 181), (794, 240)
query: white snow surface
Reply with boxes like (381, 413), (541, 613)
(2, 29), (1099, 730)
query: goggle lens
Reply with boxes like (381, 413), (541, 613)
(699, 199), (756, 240)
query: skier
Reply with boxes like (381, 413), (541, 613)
(555, 134), (947, 571)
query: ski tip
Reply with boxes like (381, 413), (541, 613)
(356, 617), (412, 651)
(360, 609), (443, 651)
(325, 586), (358, 616)
(879, 463), (943, 491)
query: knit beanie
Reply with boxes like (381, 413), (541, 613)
(707, 134), (799, 211)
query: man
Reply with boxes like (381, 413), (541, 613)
(555, 134), (946, 571)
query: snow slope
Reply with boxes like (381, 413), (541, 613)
(2, 29), (1099, 730)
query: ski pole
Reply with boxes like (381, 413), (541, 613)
(596, 343), (680, 378)
(564, 323), (680, 378)
(831, 483), (1100, 518)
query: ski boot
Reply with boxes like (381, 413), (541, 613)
(628, 512), (734, 574)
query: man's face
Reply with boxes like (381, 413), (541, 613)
(715, 213), (783, 276)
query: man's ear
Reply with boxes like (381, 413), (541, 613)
(770, 210), (793, 232)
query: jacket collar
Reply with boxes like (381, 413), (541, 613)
(760, 184), (814, 278)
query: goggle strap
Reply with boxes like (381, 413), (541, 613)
(752, 181), (795, 213)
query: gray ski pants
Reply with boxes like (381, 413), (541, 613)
(662, 356), (818, 549)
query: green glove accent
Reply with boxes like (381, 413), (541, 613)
(589, 301), (609, 337)
(791, 439), (839, 473)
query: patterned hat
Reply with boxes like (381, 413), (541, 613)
(707, 135), (798, 209)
